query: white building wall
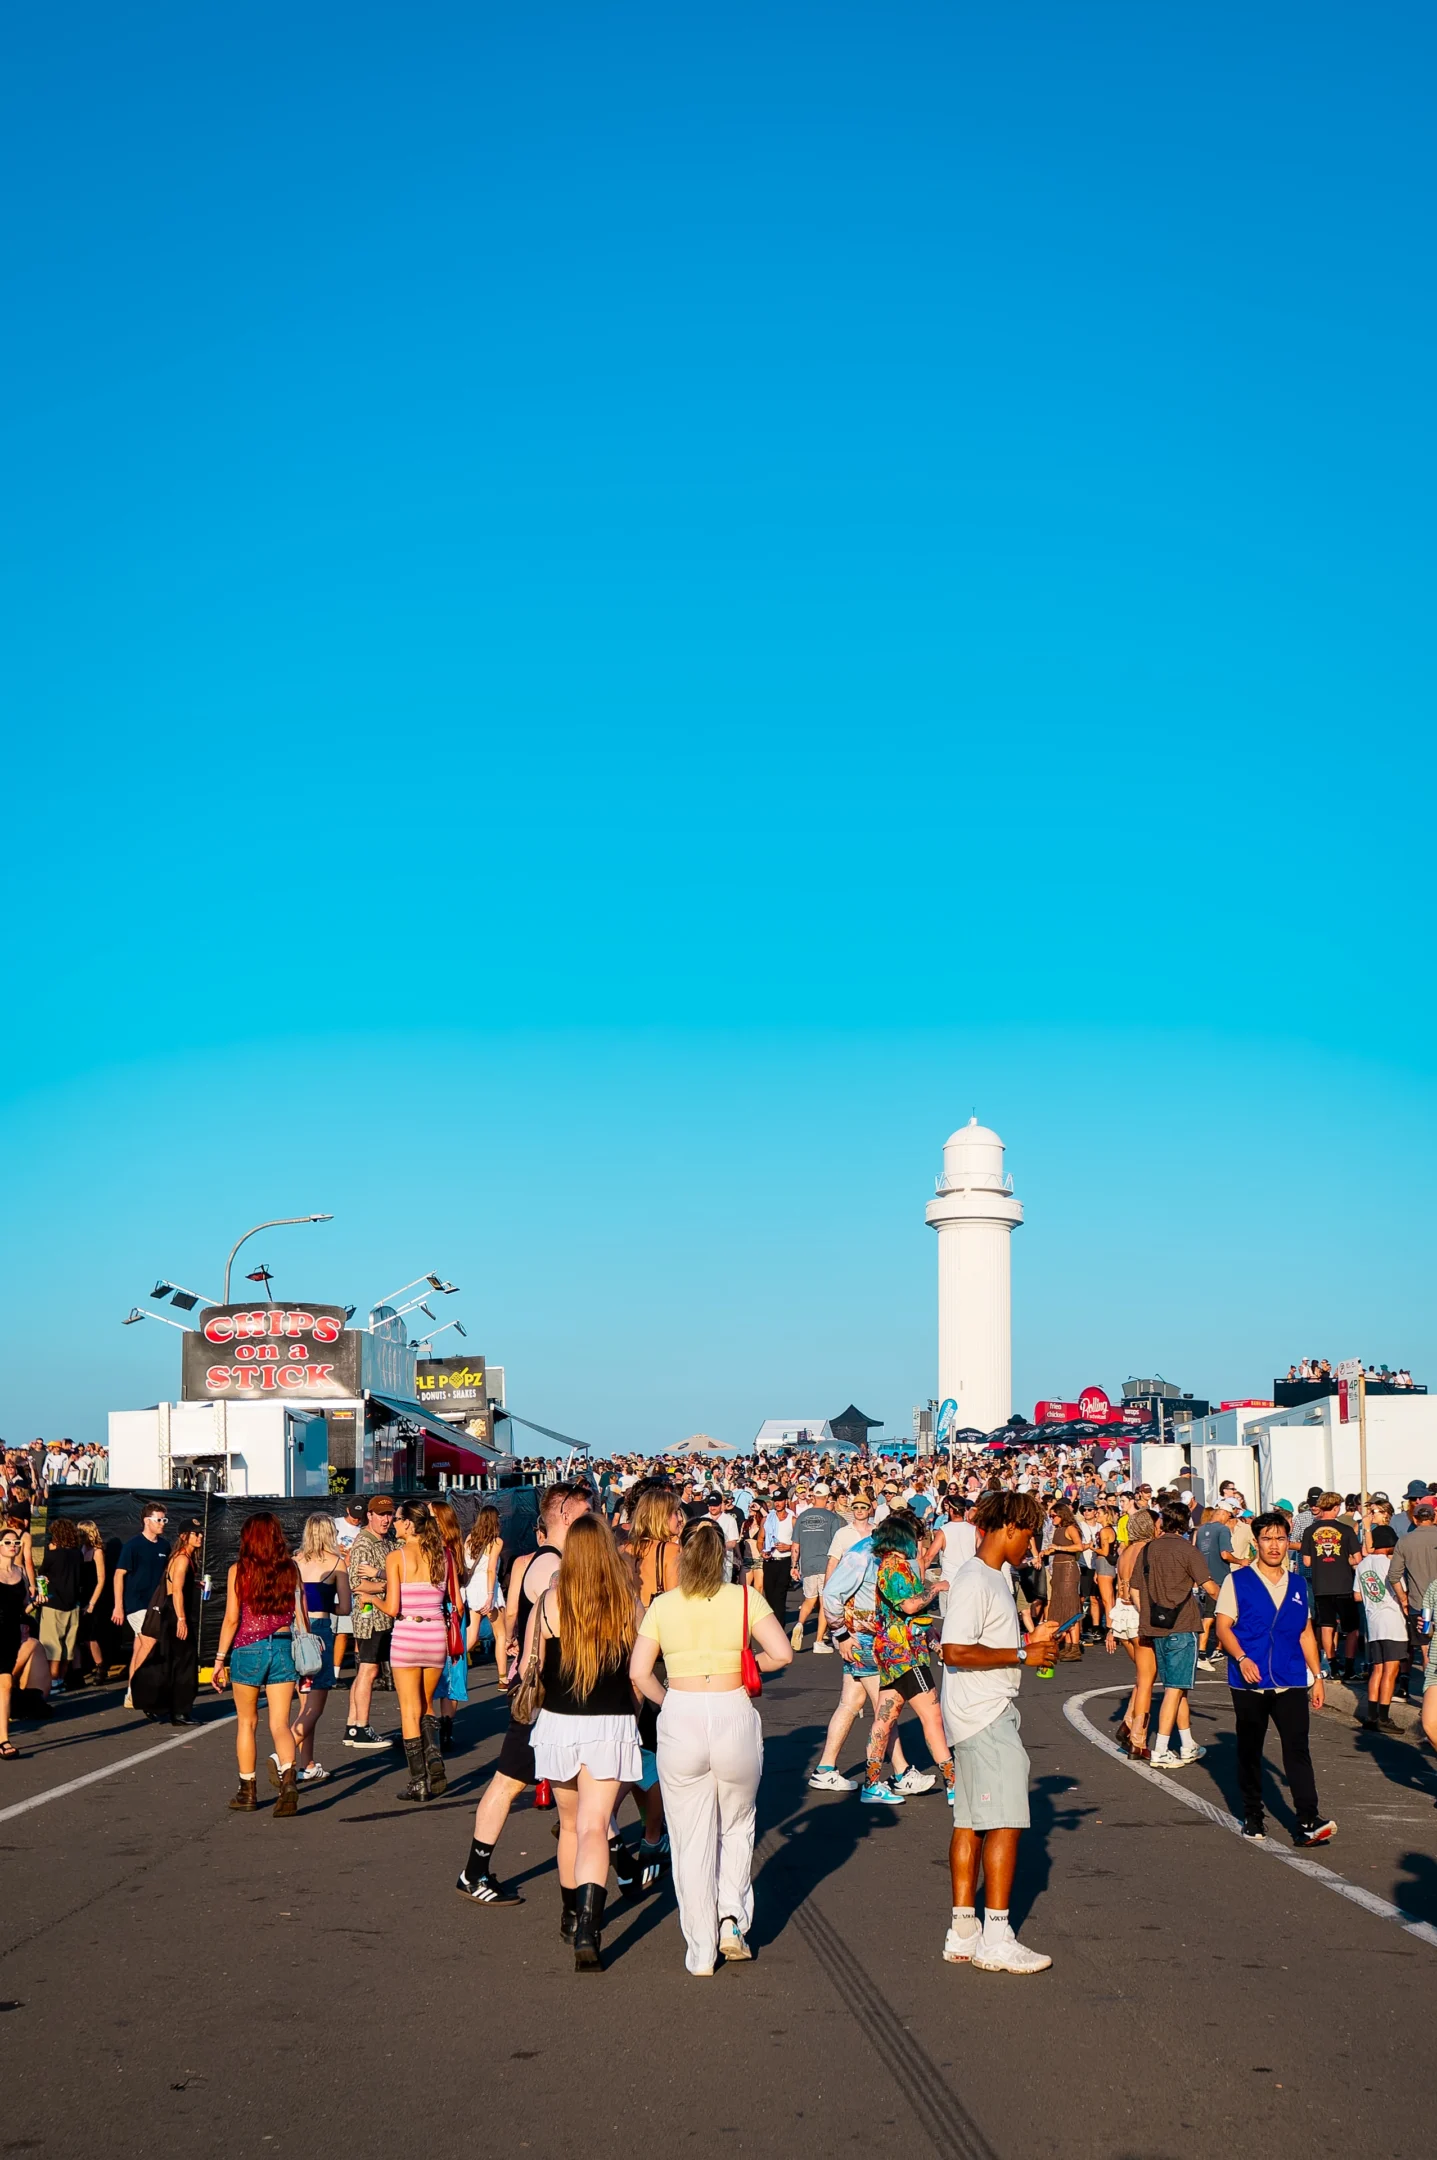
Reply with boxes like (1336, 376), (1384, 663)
(937, 1218), (1013, 1434)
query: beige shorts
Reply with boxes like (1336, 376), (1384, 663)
(40, 1606), (80, 1662)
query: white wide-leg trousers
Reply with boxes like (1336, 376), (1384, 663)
(656, 1689), (764, 1973)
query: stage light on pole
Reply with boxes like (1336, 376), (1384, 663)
(372, 1272), (460, 1320)
(123, 1305), (191, 1332)
(151, 1278), (220, 1310)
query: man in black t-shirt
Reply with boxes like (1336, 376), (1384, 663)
(1299, 1493), (1361, 1679)
(112, 1503), (170, 1703)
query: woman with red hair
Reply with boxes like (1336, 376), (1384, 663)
(212, 1513), (306, 1817)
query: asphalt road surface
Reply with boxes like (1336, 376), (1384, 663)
(3, 1646), (1435, 2160)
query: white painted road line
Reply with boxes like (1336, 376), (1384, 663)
(1064, 1685), (1437, 1954)
(0, 1714), (234, 1825)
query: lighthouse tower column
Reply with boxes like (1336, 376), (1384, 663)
(925, 1118), (1023, 1434)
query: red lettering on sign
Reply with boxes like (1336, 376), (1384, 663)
(277, 1366), (309, 1388)
(234, 1343), (280, 1362)
(312, 1314), (341, 1343)
(206, 1364), (233, 1390)
(205, 1314), (235, 1344)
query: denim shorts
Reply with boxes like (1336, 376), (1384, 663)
(230, 1631), (297, 1688)
(1150, 1631), (1198, 1692)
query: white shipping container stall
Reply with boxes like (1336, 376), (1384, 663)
(108, 1400), (332, 1497)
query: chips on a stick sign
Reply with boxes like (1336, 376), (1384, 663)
(181, 1304), (362, 1400)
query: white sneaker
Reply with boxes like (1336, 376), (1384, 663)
(972, 1933), (1053, 1975)
(1149, 1745), (1172, 1766)
(812, 1641), (835, 1655)
(124, 1690), (134, 1709)
(943, 1922), (982, 1964)
(297, 1763), (329, 1784)
(790, 1622), (805, 1650)
(893, 1767), (938, 1796)
(808, 1766), (858, 1792)
(1173, 1744), (1206, 1766)
(718, 1917), (752, 1961)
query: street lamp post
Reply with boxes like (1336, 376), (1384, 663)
(217, 1214), (333, 1491)
(223, 1215), (334, 1302)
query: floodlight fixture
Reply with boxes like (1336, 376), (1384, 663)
(123, 1305), (190, 1332)
(151, 1278), (219, 1310)
(415, 1318), (468, 1351)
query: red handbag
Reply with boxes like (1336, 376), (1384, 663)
(740, 1576), (763, 1699)
(443, 1552), (466, 1664)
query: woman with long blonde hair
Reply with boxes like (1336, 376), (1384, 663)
(380, 1501), (449, 1802)
(524, 1512), (642, 1969)
(291, 1512), (351, 1782)
(73, 1518), (109, 1685)
(628, 1486), (683, 1608)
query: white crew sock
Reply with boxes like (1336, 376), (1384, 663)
(982, 1907), (1012, 1943)
(951, 1905), (978, 1930)
(1151, 1736), (1172, 1760)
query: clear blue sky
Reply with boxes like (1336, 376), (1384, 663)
(2, 3), (1433, 1450)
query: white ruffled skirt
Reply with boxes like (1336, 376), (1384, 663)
(531, 1708), (642, 1784)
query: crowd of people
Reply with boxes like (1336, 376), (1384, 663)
(0, 1440), (107, 1509)
(5, 1440), (1436, 1973)
(1285, 1357), (1418, 1388)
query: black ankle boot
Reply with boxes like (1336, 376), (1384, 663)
(397, 1735), (430, 1802)
(573, 1882), (607, 1970)
(420, 1713), (448, 1796)
(560, 1884), (579, 1942)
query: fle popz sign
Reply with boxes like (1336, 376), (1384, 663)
(181, 1305), (362, 1401)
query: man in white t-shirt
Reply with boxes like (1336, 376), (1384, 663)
(1354, 1526), (1407, 1728)
(929, 1493), (977, 1619)
(939, 1489), (1060, 1976)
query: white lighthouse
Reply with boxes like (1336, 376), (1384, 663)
(925, 1118), (1023, 1434)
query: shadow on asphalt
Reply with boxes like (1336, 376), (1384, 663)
(1393, 1848), (1437, 1926)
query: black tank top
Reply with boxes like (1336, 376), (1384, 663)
(540, 1632), (635, 1718)
(514, 1549), (557, 1649)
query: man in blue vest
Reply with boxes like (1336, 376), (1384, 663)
(1214, 1510), (1335, 1848)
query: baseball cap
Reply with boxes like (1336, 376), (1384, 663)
(1216, 1495), (1240, 1513)
(814, 1482), (830, 1495)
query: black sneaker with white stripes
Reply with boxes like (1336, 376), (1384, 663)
(456, 1863), (523, 1904)
(457, 1836), (523, 1904)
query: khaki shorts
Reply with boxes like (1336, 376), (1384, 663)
(950, 1705), (1031, 1832)
(40, 1606), (80, 1662)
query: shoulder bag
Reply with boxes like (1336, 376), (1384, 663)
(510, 1597), (548, 1726)
(291, 1584), (324, 1677)
(443, 1551), (466, 1663)
(740, 1577), (763, 1699)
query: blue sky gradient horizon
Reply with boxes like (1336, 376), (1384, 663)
(2, 4), (1433, 1447)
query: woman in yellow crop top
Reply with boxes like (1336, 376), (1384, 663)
(630, 1519), (792, 1975)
